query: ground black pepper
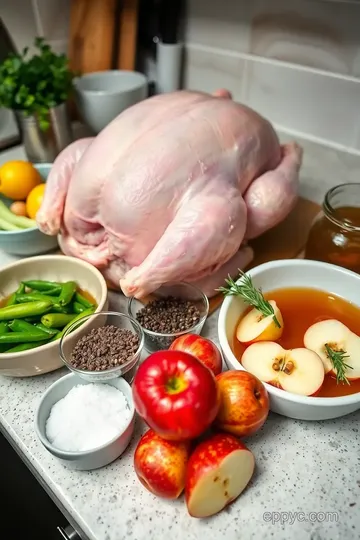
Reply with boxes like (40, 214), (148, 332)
(69, 325), (140, 371)
(136, 296), (201, 334)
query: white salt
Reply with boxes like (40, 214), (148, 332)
(45, 383), (131, 452)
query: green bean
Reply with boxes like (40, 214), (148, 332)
(16, 293), (57, 304)
(6, 283), (26, 306)
(0, 322), (8, 333)
(41, 287), (62, 296)
(0, 301), (52, 321)
(34, 323), (57, 336)
(9, 319), (46, 335)
(74, 292), (94, 309)
(0, 331), (50, 343)
(41, 313), (76, 328)
(0, 322), (10, 352)
(73, 301), (86, 314)
(53, 308), (95, 341)
(57, 281), (77, 307)
(6, 341), (48, 353)
(22, 280), (61, 292)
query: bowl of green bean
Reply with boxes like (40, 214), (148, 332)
(0, 255), (109, 377)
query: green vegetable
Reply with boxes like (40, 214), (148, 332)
(0, 322), (8, 333)
(0, 322), (10, 352)
(6, 341), (48, 353)
(0, 331), (50, 344)
(57, 281), (77, 306)
(73, 301), (86, 314)
(0, 217), (22, 231)
(0, 200), (37, 230)
(74, 292), (94, 309)
(16, 293), (57, 304)
(23, 280), (61, 292)
(41, 313), (76, 328)
(9, 319), (47, 335)
(42, 287), (62, 296)
(53, 308), (95, 341)
(34, 323), (57, 336)
(0, 37), (76, 131)
(6, 283), (26, 306)
(0, 301), (52, 321)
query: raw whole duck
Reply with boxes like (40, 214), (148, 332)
(37, 89), (303, 298)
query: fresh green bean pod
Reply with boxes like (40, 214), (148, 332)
(0, 331), (50, 343)
(16, 293), (57, 304)
(6, 341), (48, 353)
(53, 308), (95, 341)
(22, 280), (61, 292)
(9, 319), (46, 335)
(0, 322), (10, 352)
(57, 281), (77, 307)
(0, 301), (52, 321)
(74, 292), (94, 309)
(41, 313), (76, 328)
(73, 301), (86, 314)
(34, 323), (58, 336)
(6, 283), (26, 306)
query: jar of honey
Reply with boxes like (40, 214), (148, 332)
(305, 183), (360, 273)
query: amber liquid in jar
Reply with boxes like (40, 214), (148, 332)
(305, 184), (360, 273)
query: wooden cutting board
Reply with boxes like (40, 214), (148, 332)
(57, 197), (321, 315)
(68, 0), (117, 74)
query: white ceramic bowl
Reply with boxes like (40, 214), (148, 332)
(218, 259), (360, 421)
(0, 163), (59, 256)
(35, 373), (135, 471)
(0, 255), (108, 377)
(74, 70), (148, 134)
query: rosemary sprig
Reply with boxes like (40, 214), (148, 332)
(217, 270), (281, 328)
(324, 344), (353, 385)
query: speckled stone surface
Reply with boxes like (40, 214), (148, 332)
(0, 288), (359, 540)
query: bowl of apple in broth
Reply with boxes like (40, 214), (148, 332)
(218, 259), (360, 421)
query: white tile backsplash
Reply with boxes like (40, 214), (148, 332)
(184, 0), (360, 153)
(243, 56), (360, 150)
(183, 46), (246, 100)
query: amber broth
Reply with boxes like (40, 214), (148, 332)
(0, 287), (96, 308)
(232, 287), (360, 398)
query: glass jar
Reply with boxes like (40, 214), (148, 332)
(305, 183), (360, 273)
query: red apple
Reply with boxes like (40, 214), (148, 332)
(169, 333), (223, 376)
(215, 370), (269, 437)
(134, 429), (191, 499)
(185, 432), (255, 518)
(133, 350), (220, 441)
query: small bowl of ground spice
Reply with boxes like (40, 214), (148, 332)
(127, 282), (209, 353)
(59, 311), (144, 383)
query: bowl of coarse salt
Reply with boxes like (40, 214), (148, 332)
(35, 373), (135, 471)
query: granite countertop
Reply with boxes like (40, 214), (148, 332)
(0, 141), (359, 540)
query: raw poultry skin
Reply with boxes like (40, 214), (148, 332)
(37, 89), (303, 298)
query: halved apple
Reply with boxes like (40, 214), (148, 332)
(236, 301), (284, 344)
(304, 319), (360, 381)
(185, 433), (255, 518)
(241, 342), (325, 396)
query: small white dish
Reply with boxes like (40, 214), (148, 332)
(35, 373), (135, 471)
(218, 259), (360, 421)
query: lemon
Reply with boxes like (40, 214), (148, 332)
(26, 183), (46, 220)
(0, 160), (42, 200)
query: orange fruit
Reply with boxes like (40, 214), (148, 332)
(0, 160), (42, 200)
(26, 183), (46, 220)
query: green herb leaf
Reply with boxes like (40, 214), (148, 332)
(324, 344), (353, 385)
(217, 269), (281, 328)
(0, 36), (75, 131)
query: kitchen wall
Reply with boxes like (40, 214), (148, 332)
(0, 0), (70, 56)
(183, 0), (360, 155)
